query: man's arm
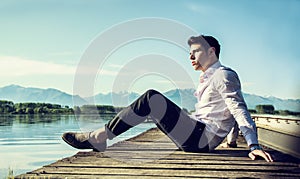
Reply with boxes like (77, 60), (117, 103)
(217, 69), (274, 162)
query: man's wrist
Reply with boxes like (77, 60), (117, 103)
(250, 144), (263, 151)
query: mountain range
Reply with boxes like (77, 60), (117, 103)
(0, 85), (299, 112)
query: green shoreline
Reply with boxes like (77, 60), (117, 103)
(0, 100), (122, 115)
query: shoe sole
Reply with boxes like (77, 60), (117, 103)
(61, 133), (105, 152)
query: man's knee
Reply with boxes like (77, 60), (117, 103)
(145, 89), (162, 97)
(143, 89), (164, 100)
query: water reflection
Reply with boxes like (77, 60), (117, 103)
(0, 115), (80, 177)
(0, 114), (117, 126)
(0, 114), (72, 126)
(0, 115), (13, 126)
(0, 114), (155, 177)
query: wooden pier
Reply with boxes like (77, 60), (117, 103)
(16, 128), (300, 178)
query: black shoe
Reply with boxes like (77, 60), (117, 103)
(62, 132), (107, 152)
(227, 142), (237, 148)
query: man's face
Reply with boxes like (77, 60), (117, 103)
(189, 43), (209, 71)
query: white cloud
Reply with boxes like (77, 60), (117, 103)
(108, 64), (123, 69)
(0, 56), (75, 76)
(98, 69), (118, 76)
(49, 51), (80, 57)
(73, 63), (122, 77)
(185, 3), (220, 14)
(186, 3), (202, 12)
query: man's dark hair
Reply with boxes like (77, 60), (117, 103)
(187, 35), (221, 58)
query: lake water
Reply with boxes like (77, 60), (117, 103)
(0, 114), (156, 177)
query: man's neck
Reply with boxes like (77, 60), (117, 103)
(201, 59), (219, 72)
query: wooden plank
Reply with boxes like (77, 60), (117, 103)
(44, 162), (299, 172)
(23, 166), (300, 178)
(16, 127), (300, 179)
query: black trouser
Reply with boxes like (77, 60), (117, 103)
(105, 89), (208, 152)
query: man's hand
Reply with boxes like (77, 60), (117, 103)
(248, 149), (274, 162)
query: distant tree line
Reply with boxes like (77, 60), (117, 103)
(249, 104), (300, 116)
(1, 100), (299, 116)
(0, 100), (73, 114)
(73, 105), (123, 115)
(0, 100), (123, 115)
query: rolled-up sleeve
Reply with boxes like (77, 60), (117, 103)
(217, 70), (258, 146)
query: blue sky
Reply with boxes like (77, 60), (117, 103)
(0, 0), (299, 99)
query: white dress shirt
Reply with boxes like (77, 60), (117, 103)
(191, 61), (258, 150)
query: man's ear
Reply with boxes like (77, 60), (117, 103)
(208, 47), (216, 57)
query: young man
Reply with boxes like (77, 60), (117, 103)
(62, 35), (273, 162)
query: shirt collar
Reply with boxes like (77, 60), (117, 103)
(200, 61), (222, 80)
